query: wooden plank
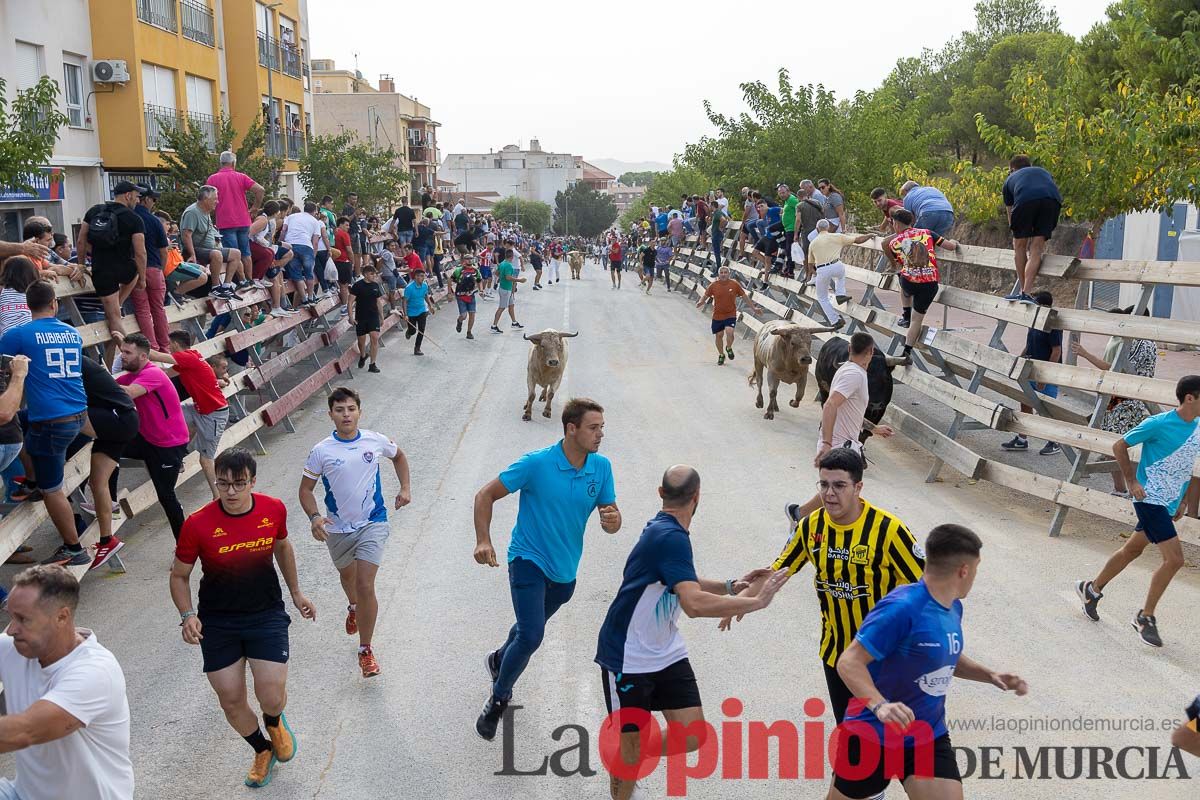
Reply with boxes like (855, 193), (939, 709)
(750, 292), (793, 320)
(0, 445), (92, 565)
(898, 367), (1013, 430)
(242, 332), (328, 389)
(1024, 361), (1178, 407)
(882, 405), (985, 480)
(1049, 308), (1200, 348)
(204, 288), (271, 316)
(221, 297), (339, 354)
(262, 359), (340, 426)
(934, 285), (1052, 330)
(740, 313), (764, 334)
(848, 240), (1076, 280)
(1073, 260), (1200, 288)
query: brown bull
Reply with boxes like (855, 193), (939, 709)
(523, 329), (579, 421)
(567, 251), (584, 279)
(748, 320), (838, 420)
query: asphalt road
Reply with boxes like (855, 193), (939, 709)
(5, 262), (1198, 799)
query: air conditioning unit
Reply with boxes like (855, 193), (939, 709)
(92, 60), (130, 83)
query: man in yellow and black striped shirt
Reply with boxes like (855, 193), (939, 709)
(725, 448), (924, 723)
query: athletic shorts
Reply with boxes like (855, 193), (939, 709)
(456, 297), (477, 314)
(198, 608), (291, 673)
(87, 407), (140, 462)
(91, 261), (138, 297)
(185, 405), (230, 460)
(898, 276), (939, 315)
(833, 732), (960, 799)
(817, 436), (866, 470)
(610, 259), (623, 271)
(1010, 197), (1061, 240)
(480, 266), (493, 279)
(356, 318), (381, 337)
(324, 520), (390, 570)
(755, 236), (779, 256)
(601, 658), (702, 732)
(497, 288), (514, 309)
(642, 264), (655, 276)
(335, 261), (353, 285)
(711, 316), (737, 334)
(1133, 501), (1178, 544)
(194, 245), (236, 270)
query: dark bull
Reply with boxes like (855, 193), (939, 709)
(814, 336), (899, 442)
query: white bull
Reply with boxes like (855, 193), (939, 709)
(523, 329), (579, 421)
(748, 320), (838, 420)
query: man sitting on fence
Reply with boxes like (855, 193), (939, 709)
(181, 185), (245, 301)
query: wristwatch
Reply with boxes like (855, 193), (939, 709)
(725, 578), (737, 596)
(308, 511), (322, 521)
(179, 610), (197, 625)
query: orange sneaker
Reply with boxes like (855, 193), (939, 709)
(245, 749), (276, 788)
(358, 646), (381, 678)
(345, 605), (357, 635)
(264, 712), (297, 762)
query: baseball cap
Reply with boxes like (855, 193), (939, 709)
(136, 184), (161, 199)
(112, 180), (139, 196)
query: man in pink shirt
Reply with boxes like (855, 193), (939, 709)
(114, 333), (192, 540)
(207, 151), (265, 269)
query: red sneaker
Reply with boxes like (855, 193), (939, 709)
(358, 646), (381, 678)
(89, 537), (125, 571)
(345, 605), (358, 635)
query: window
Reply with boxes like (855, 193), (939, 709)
(185, 74), (213, 116)
(63, 61), (85, 127)
(14, 41), (45, 91)
(142, 63), (177, 109)
(255, 2), (270, 35)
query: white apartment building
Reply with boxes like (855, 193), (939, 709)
(440, 139), (581, 210)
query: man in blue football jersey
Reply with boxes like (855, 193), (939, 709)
(832, 524), (1028, 800)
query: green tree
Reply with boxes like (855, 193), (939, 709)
(491, 196), (552, 234)
(553, 184), (617, 237)
(0, 76), (68, 236)
(617, 170), (659, 188)
(1078, 0), (1200, 108)
(154, 114), (283, 219)
(299, 132), (410, 216)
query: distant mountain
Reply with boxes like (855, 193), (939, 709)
(589, 159), (671, 179)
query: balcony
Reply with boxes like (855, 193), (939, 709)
(180, 0), (215, 47)
(257, 33), (303, 78)
(265, 130), (284, 158)
(187, 109), (218, 151)
(136, 0), (178, 33)
(408, 144), (428, 163)
(144, 103), (183, 150)
(286, 130), (304, 160)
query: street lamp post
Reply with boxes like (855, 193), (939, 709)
(265, 2), (282, 156)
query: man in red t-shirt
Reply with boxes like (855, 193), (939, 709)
(137, 329), (231, 499)
(401, 242), (424, 278)
(608, 239), (623, 289)
(170, 447), (315, 789)
(333, 217), (354, 318)
(870, 187), (904, 231)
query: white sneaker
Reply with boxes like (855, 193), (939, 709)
(269, 307), (290, 318)
(80, 500), (121, 517)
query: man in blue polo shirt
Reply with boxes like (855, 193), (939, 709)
(832, 524), (1027, 800)
(899, 181), (956, 239)
(472, 397), (622, 741)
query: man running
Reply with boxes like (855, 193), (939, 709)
(452, 254), (480, 339)
(597, 466), (788, 800)
(1077, 374), (1200, 647)
(831, 524), (1028, 799)
(299, 387), (411, 677)
(171, 448), (316, 788)
(696, 266), (760, 365)
(490, 248), (525, 334)
(724, 448), (922, 723)
(473, 398), (622, 740)
(350, 263), (386, 372)
(609, 238), (623, 289)
(640, 239), (657, 293)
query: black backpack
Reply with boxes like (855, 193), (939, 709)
(87, 204), (122, 248)
(456, 268), (478, 296)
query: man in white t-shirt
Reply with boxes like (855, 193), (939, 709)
(815, 332), (894, 465)
(298, 387), (411, 679)
(279, 202), (323, 307)
(0, 565), (133, 800)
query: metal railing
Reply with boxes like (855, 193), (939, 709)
(144, 103), (183, 150)
(408, 145), (428, 163)
(137, 0), (178, 32)
(265, 130), (284, 158)
(286, 130), (304, 160)
(180, 0), (215, 46)
(257, 33), (278, 70)
(257, 33), (302, 78)
(187, 109), (218, 151)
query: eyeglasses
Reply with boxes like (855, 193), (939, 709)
(215, 480), (251, 492)
(816, 480), (853, 493)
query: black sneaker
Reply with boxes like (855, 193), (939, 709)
(784, 503), (803, 525)
(41, 545), (90, 567)
(835, 294), (853, 305)
(1001, 436), (1029, 451)
(725, 348), (735, 361)
(466, 332), (475, 340)
(1132, 610), (1162, 647)
(897, 317), (910, 329)
(532, 284), (541, 290)
(490, 326), (502, 334)
(1076, 580), (1102, 621)
(475, 695), (508, 741)
(368, 364), (381, 373)
(456, 318), (463, 333)
(1039, 442), (1062, 456)
(485, 649), (501, 684)
(358, 355), (367, 369)
(511, 322), (523, 329)
(236, 279), (256, 291)
(211, 285), (234, 299)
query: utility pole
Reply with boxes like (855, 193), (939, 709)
(265, 2), (282, 156)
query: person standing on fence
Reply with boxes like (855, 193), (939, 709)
(1002, 155), (1062, 304)
(899, 180), (956, 239)
(299, 387), (411, 678)
(737, 188), (759, 260)
(999, 291), (1062, 456)
(472, 398), (622, 741)
(696, 266), (760, 366)
(279, 202), (322, 308)
(1076, 374), (1200, 648)
(207, 151), (265, 280)
(391, 196), (417, 247)
(795, 182), (826, 280)
(171, 448), (315, 789)
(597, 466), (788, 800)
(806, 220), (876, 328)
(777, 184), (799, 278)
(721, 448), (921, 724)
(0, 565), (134, 799)
(113, 333), (190, 541)
(883, 208), (960, 364)
(77, 181), (146, 355)
(0, 281), (90, 567)
(131, 185), (170, 349)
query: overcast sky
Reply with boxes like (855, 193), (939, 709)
(307, 0), (1112, 167)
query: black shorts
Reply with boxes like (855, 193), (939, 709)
(898, 276), (939, 314)
(356, 318), (381, 337)
(335, 261), (353, 285)
(824, 662), (854, 724)
(782, 230), (796, 262)
(91, 261), (137, 297)
(199, 609), (291, 673)
(1010, 197), (1061, 240)
(755, 236), (779, 256)
(88, 407), (140, 462)
(601, 658), (702, 732)
(834, 732), (960, 798)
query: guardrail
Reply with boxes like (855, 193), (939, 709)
(664, 221), (1200, 546)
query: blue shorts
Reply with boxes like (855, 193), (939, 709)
(417, 244), (433, 259)
(1133, 502), (1178, 544)
(287, 244), (315, 282)
(199, 608), (291, 673)
(22, 411), (85, 493)
(396, 230), (414, 245)
(480, 266), (493, 279)
(711, 317), (738, 334)
(1030, 382), (1059, 399)
(456, 297), (477, 314)
(219, 227), (252, 258)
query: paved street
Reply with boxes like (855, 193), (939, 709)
(5, 265), (1198, 799)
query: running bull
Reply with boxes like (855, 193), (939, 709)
(749, 321), (840, 420)
(814, 335), (904, 442)
(567, 251), (584, 279)
(523, 329), (579, 421)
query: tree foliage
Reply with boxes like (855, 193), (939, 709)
(155, 114), (283, 220)
(617, 170), (659, 188)
(553, 184), (617, 237)
(491, 196), (552, 234)
(0, 76), (68, 221)
(299, 132), (410, 216)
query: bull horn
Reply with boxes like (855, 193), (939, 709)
(884, 355), (909, 368)
(796, 324), (839, 334)
(522, 333), (534, 341)
(561, 331), (579, 338)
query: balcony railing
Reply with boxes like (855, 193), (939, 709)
(180, 0), (215, 47)
(408, 145), (428, 163)
(144, 103), (183, 150)
(265, 130), (284, 158)
(137, 0), (178, 33)
(188, 110), (218, 151)
(257, 33), (302, 78)
(286, 130), (304, 160)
